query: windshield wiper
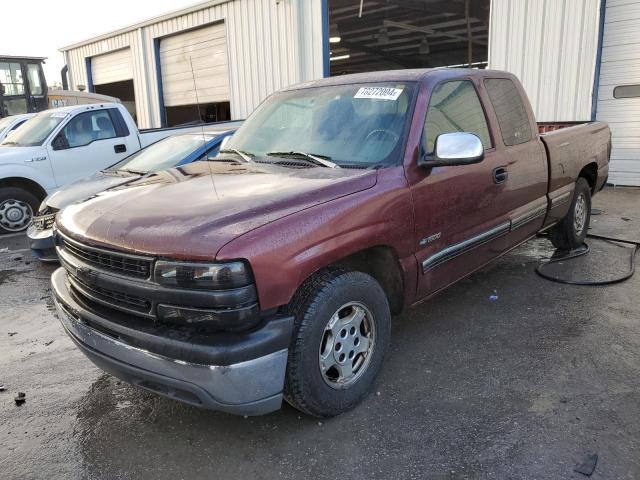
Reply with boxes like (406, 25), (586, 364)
(219, 148), (254, 163)
(266, 151), (339, 168)
(1, 141), (17, 146)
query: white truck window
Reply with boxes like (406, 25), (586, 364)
(62, 111), (117, 148)
(0, 112), (65, 146)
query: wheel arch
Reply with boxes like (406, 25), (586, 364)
(0, 177), (47, 201)
(578, 162), (598, 194)
(294, 245), (406, 316)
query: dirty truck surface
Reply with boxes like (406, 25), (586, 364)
(1, 186), (640, 479)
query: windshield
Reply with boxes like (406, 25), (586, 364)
(108, 133), (213, 173)
(225, 82), (416, 167)
(0, 112), (67, 147)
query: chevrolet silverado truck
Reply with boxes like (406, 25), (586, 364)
(51, 69), (610, 417)
(0, 103), (233, 233)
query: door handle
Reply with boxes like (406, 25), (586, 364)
(493, 167), (508, 184)
(114, 144), (126, 153)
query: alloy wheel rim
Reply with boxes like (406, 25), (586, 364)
(319, 301), (376, 389)
(573, 193), (587, 235)
(0, 199), (33, 232)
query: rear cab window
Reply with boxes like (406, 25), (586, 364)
(422, 80), (492, 154)
(483, 78), (532, 146)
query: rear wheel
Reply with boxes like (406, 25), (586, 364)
(284, 270), (391, 417)
(549, 178), (591, 250)
(0, 187), (39, 234)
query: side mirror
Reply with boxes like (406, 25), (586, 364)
(220, 135), (232, 150)
(52, 134), (69, 151)
(419, 132), (484, 168)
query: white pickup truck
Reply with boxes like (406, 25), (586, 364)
(0, 103), (223, 233)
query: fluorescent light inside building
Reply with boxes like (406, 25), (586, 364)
(329, 36), (341, 43)
(330, 54), (350, 61)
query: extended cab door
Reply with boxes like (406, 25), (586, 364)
(46, 108), (137, 187)
(407, 78), (512, 299)
(481, 77), (548, 248)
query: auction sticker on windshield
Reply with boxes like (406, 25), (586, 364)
(354, 87), (403, 101)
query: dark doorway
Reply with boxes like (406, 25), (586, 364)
(327, 0), (491, 76)
(94, 80), (137, 124)
(164, 101), (231, 127)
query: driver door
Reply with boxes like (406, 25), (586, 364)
(409, 79), (511, 299)
(47, 109), (132, 187)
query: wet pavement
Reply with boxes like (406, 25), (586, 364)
(1, 186), (640, 479)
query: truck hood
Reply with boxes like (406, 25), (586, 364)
(46, 172), (140, 211)
(58, 161), (377, 259)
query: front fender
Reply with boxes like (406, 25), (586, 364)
(216, 167), (415, 311)
(0, 156), (56, 193)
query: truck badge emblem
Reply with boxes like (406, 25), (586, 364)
(420, 232), (441, 246)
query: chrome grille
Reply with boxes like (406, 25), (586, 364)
(32, 212), (56, 231)
(59, 234), (152, 279)
(68, 273), (152, 315)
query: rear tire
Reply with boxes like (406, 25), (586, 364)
(0, 187), (39, 234)
(284, 269), (391, 417)
(549, 177), (591, 250)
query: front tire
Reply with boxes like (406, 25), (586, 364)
(0, 187), (39, 234)
(549, 177), (592, 250)
(284, 270), (391, 417)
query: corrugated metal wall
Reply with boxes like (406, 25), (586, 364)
(596, 0), (640, 186)
(62, 0), (325, 128)
(488, 0), (601, 122)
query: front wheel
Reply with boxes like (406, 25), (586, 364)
(284, 270), (391, 417)
(0, 187), (39, 234)
(549, 177), (592, 250)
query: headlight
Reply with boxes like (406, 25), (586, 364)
(154, 261), (252, 289)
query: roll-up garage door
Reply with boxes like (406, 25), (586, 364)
(91, 48), (134, 85)
(159, 23), (230, 107)
(596, 0), (640, 186)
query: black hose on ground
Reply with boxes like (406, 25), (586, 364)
(535, 233), (640, 286)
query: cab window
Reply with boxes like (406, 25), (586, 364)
(62, 110), (117, 148)
(0, 62), (24, 96)
(484, 78), (532, 146)
(423, 80), (491, 154)
(26, 64), (43, 95)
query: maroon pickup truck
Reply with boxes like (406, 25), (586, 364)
(51, 69), (610, 417)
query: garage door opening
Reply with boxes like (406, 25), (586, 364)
(94, 80), (137, 124)
(164, 101), (231, 127)
(327, 0), (490, 76)
(159, 22), (231, 127)
(90, 48), (137, 123)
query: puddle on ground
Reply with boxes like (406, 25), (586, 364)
(512, 238), (556, 261)
(0, 269), (17, 285)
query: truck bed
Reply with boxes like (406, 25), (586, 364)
(539, 121), (611, 225)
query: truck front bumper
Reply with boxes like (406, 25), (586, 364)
(27, 225), (57, 262)
(52, 267), (292, 415)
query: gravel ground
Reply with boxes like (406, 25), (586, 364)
(1, 186), (639, 479)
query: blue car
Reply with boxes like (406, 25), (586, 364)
(28, 123), (240, 261)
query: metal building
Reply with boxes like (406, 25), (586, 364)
(489, 0), (640, 186)
(60, 0), (640, 185)
(596, 0), (640, 186)
(61, 0), (324, 129)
